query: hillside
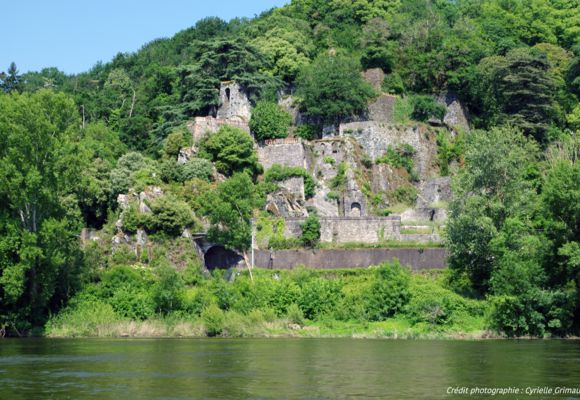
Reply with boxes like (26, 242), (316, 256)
(0, 0), (578, 338)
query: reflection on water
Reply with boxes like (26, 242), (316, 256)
(0, 338), (579, 399)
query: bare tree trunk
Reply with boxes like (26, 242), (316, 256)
(129, 89), (136, 118)
(242, 251), (254, 282)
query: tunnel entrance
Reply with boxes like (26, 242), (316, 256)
(204, 246), (243, 270)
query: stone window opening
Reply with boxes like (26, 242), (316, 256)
(350, 202), (362, 217)
(225, 88), (231, 102)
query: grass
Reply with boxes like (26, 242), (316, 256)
(46, 313), (492, 339)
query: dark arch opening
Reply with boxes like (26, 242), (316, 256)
(225, 88), (231, 102)
(350, 202), (362, 217)
(204, 246), (242, 270)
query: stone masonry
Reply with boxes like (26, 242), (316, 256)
(284, 216), (401, 244)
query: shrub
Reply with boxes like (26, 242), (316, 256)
(407, 276), (484, 328)
(143, 195), (195, 236)
(286, 303), (305, 325)
(152, 264), (184, 314)
(202, 304), (225, 336)
(391, 185), (418, 205)
(110, 287), (155, 320)
(294, 124), (317, 140)
(179, 158), (213, 182)
(300, 214), (321, 248)
(263, 164), (315, 198)
(199, 125), (260, 177)
(299, 278), (341, 320)
(411, 95), (446, 122)
(382, 73), (405, 95)
(365, 261), (411, 321)
(249, 101), (292, 141)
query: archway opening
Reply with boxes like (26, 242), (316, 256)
(225, 88), (231, 102)
(350, 202), (362, 217)
(204, 245), (242, 270)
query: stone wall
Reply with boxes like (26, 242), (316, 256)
(257, 141), (306, 170)
(254, 248), (447, 270)
(283, 216), (401, 244)
(338, 122), (437, 180)
(187, 116), (250, 142)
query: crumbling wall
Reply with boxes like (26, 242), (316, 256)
(257, 140), (306, 170)
(187, 116), (250, 143)
(339, 122), (437, 181)
(216, 82), (252, 122)
(283, 216), (401, 244)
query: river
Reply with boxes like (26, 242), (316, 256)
(0, 338), (579, 399)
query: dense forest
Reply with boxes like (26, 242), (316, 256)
(0, 0), (578, 338)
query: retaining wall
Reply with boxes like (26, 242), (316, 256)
(254, 248), (447, 270)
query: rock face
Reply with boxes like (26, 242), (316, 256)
(265, 189), (308, 218)
(362, 68), (385, 92)
(416, 177), (452, 208)
(437, 92), (470, 131)
(216, 82), (252, 122)
(339, 122), (438, 181)
(368, 94), (396, 123)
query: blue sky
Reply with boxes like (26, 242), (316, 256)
(0, 0), (289, 75)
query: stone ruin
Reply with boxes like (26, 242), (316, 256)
(186, 82), (252, 143)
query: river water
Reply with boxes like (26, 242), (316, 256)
(0, 338), (579, 399)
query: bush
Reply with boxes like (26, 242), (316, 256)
(298, 278), (340, 320)
(263, 164), (316, 198)
(152, 264), (184, 314)
(411, 95), (446, 122)
(202, 304), (225, 336)
(249, 101), (292, 141)
(143, 195), (195, 236)
(300, 214), (321, 248)
(391, 185), (418, 205)
(179, 158), (213, 182)
(286, 303), (305, 325)
(382, 73), (405, 95)
(365, 262), (411, 321)
(294, 124), (317, 140)
(110, 287), (155, 320)
(407, 276), (484, 328)
(199, 125), (260, 177)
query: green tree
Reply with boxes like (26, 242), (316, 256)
(0, 91), (85, 330)
(199, 173), (263, 253)
(296, 54), (376, 124)
(249, 101), (292, 141)
(445, 127), (539, 294)
(0, 62), (23, 93)
(199, 125), (261, 177)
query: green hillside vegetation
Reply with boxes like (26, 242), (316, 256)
(0, 0), (579, 337)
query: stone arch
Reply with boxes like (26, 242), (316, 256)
(350, 202), (362, 217)
(204, 246), (242, 270)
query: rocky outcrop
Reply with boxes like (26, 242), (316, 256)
(416, 177), (451, 208)
(437, 92), (470, 131)
(339, 122), (438, 181)
(265, 189), (308, 218)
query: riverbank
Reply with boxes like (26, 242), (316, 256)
(42, 262), (495, 340)
(46, 315), (494, 340)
